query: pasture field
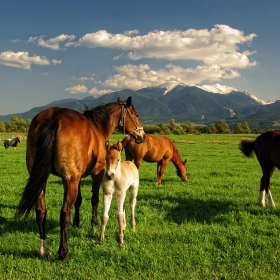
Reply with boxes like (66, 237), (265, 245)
(0, 133), (280, 279)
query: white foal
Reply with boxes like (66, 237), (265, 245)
(100, 141), (139, 246)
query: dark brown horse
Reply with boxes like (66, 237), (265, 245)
(14, 97), (145, 260)
(122, 134), (187, 185)
(239, 130), (280, 207)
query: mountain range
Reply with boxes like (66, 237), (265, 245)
(1, 83), (279, 130)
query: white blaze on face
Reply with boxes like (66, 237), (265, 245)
(106, 150), (121, 180)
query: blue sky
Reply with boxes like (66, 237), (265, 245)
(1, 0), (280, 115)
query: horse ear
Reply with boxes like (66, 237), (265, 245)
(121, 136), (130, 149)
(117, 141), (123, 151)
(105, 140), (110, 150)
(184, 159), (187, 164)
(117, 97), (121, 102)
(126, 96), (132, 107)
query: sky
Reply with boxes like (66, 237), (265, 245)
(1, 0), (280, 115)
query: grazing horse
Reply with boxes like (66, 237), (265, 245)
(4, 136), (22, 149)
(122, 134), (187, 185)
(14, 97), (145, 260)
(239, 130), (280, 207)
(100, 141), (139, 246)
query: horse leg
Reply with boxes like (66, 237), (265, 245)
(58, 179), (79, 261)
(266, 166), (276, 207)
(116, 191), (126, 246)
(73, 182), (82, 227)
(259, 165), (275, 207)
(91, 170), (105, 226)
(36, 190), (50, 257)
(99, 192), (113, 244)
(129, 186), (138, 231)
(157, 160), (168, 185)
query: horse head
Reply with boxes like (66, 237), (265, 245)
(177, 159), (188, 182)
(117, 97), (146, 144)
(105, 141), (122, 180)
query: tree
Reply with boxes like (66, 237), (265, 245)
(209, 124), (217, 134)
(181, 121), (195, 133)
(242, 122), (251, 134)
(0, 121), (6, 132)
(143, 125), (161, 134)
(168, 119), (184, 135)
(234, 121), (251, 134)
(234, 123), (244, 134)
(199, 126), (212, 134)
(215, 119), (229, 134)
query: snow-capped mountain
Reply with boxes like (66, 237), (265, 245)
(197, 84), (237, 94)
(1, 82), (279, 130)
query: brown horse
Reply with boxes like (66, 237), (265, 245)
(239, 130), (280, 207)
(14, 97), (145, 260)
(122, 134), (187, 185)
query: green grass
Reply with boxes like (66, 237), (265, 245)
(1, 134), (280, 279)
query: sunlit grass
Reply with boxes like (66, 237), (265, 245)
(1, 134), (280, 279)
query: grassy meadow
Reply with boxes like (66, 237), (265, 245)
(0, 133), (280, 279)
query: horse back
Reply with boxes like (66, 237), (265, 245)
(120, 161), (139, 187)
(255, 130), (280, 167)
(27, 107), (106, 178)
(143, 135), (173, 161)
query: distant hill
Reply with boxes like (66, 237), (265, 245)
(0, 83), (279, 130)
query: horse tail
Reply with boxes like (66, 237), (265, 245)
(239, 139), (255, 157)
(14, 118), (59, 220)
(4, 140), (8, 149)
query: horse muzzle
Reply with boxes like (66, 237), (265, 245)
(134, 133), (146, 144)
(106, 172), (114, 180)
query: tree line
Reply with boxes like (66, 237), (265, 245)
(0, 116), (31, 133)
(142, 119), (264, 135)
(1, 116), (264, 134)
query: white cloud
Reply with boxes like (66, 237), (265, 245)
(28, 34), (76, 50)
(103, 63), (241, 90)
(11, 39), (20, 43)
(65, 84), (88, 94)
(124, 30), (139, 36)
(88, 87), (113, 97)
(0, 51), (51, 69)
(52, 59), (62, 65)
(65, 25), (257, 70)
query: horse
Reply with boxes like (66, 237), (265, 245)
(121, 134), (187, 185)
(239, 130), (280, 207)
(4, 136), (22, 149)
(99, 141), (139, 246)
(14, 97), (145, 260)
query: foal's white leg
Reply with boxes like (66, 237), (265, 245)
(267, 190), (275, 207)
(116, 191), (126, 246)
(130, 186), (138, 231)
(99, 193), (112, 244)
(258, 190), (266, 207)
(39, 239), (50, 257)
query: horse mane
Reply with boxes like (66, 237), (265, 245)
(170, 140), (184, 165)
(83, 102), (118, 135)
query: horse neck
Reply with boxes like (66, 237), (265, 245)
(171, 145), (183, 170)
(104, 105), (122, 138)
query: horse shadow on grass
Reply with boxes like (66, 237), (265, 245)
(136, 191), (238, 225)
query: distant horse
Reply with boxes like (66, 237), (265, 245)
(100, 141), (139, 246)
(4, 136), (22, 149)
(14, 97), (145, 260)
(239, 130), (280, 207)
(122, 134), (187, 185)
